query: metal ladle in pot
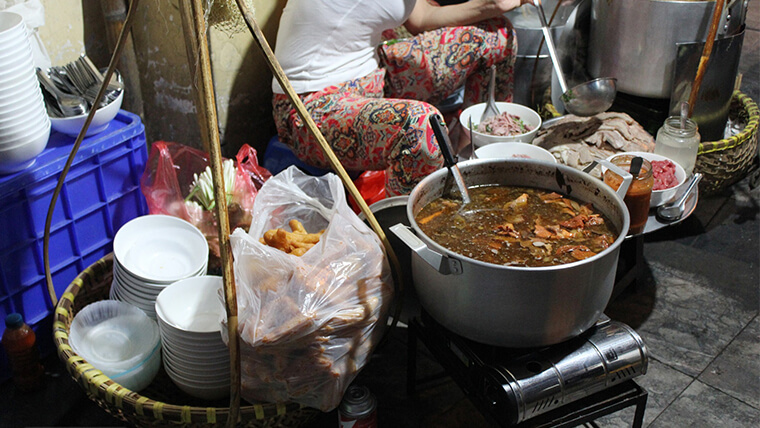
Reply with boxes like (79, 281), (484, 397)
(532, 0), (617, 116)
(430, 114), (471, 204)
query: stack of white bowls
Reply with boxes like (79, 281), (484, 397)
(111, 214), (209, 319)
(0, 11), (50, 174)
(155, 275), (230, 401)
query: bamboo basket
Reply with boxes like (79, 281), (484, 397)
(695, 91), (759, 194)
(47, 1), (401, 425)
(52, 253), (320, 427)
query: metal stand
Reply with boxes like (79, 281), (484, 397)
(612, 234), (645, 300)
(407, 317), (648, 428)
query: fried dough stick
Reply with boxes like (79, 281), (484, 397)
(260, 220), (324, 256)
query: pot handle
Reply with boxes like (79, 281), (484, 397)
(389, 224), (462, 276)
(588, 159), (633, 199)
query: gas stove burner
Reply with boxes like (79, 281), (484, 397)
(410, 313), (649, 426)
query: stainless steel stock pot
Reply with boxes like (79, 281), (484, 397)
(391, 159), (631, 347)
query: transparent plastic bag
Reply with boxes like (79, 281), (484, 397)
(140, 141), (270, 261)
(230, 166), (394, 411)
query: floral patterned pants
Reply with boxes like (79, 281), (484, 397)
(272, 16), (517, 196)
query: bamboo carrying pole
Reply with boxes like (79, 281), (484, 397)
(179, 1), (241, 425)
(688, 0), (727, 117)
(231, 0), (407, 326)
(45, 0), (141, 307)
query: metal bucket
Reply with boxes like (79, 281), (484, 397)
(588, 0), (747, 99)
(507, 0), (590, 109)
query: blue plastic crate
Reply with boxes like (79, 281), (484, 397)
(0, 110), (148, 380)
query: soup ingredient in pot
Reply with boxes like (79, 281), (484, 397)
(415, 186), (618, 267)
(477, 112), (533, 136)
(651, 159), (679, 190)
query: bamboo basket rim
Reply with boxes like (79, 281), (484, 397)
(697, 90), (759, 155)
(52, 252), (317, 426)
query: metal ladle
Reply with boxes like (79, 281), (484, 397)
(656, 173), (702, 222)
(532, 0), (617, 116)
(430, 114), (471, 204)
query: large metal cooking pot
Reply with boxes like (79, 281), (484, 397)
(390, 159), (631, 348)
(588, 0), (746, 99)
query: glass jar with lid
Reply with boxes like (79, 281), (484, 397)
(654, 116), (700, 176)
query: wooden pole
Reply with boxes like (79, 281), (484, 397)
(688, 0), (726, 117)
(179, 1), (240, 425)
(45, 0), (141, 307)
(232, 0), (406, 328)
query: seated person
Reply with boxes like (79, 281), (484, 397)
(272, 0), (529, 196)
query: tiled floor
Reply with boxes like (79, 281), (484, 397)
(1, 6), (759, 428)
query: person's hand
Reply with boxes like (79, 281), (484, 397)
(489, 0), (534, 14)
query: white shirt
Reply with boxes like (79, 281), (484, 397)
(272, 0), (416, 94)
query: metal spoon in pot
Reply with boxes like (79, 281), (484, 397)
(656, 173), (702, 222)
(430, 114), (471, 204)
(532, 0), (617, 116)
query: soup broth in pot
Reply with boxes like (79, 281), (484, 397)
(415, 185), (619, 267)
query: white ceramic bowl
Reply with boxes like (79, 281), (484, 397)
(158, 333), (228, 359)
(162, 354), (230, 379)
(0, 118), (49, 148)
(157, 317), (225, 345)
(69, 300), (161, 390)
(475, 142), (556, 163)
(0, 108), (48, 140)
(49, 89), (123, 137)
(163, 362), (230, 400)
(161, 342), (229, 366)
(0, 82), (43, 111)
(0, 48), (32, 72)
(0, 55), (34, 81)
(0, 37), (31, 62)
(0, 92), (45, 124)
(605, 151), (687, 207)
(155, 275), (224, 334)
(114, 281), (157, 304)
(0, 72), (38, 99)
(0, 121), (49, 174)
(113, 214), (209, 283)
(460, 102), (542, 147)
(109, 286), (157, 320)
(0, 12), (25, 44)
(114, 256), (207, 288)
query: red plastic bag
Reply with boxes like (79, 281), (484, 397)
(140, 141), (271, 260)
(348, 170), (386, 213)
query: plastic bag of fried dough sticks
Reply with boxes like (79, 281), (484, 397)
(229, 166), (394, 411)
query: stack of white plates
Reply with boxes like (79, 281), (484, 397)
(0, 11), (50, 174)
(110, 214), (209, 319)
(155, 275), (230, 401)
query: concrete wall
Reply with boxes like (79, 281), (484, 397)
(35, 0), (283, 159)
